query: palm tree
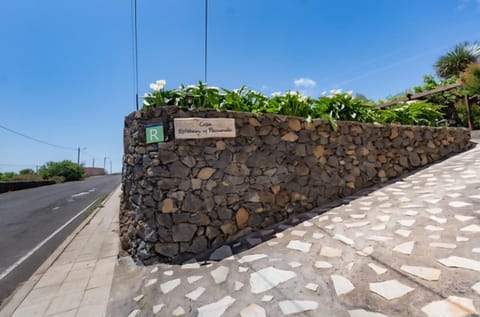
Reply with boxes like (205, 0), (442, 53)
(435, 42), (480, 79)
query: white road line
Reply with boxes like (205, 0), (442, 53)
(0, 198), (98, 281)
(71, 192), (89, 198)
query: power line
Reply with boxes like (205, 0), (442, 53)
(0, 124), (75, 151)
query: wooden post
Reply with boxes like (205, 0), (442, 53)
(465, 94), (473, 131)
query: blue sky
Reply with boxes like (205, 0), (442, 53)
(1, 0), (479, 173)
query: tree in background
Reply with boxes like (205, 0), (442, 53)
(39, 160), (84, 182)
(461, 63), (480, 96)
(435, 42), (480, 79)
(19, 168), (35, 175)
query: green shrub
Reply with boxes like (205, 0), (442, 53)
(39, 160), (84, 182)
(376, 101), (445, 126)
(142, 80), (449, 128)
(0, 172), (15, 181)
(456, 102), (480, 129)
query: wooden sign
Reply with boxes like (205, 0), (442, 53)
(174, 118), (236, 139)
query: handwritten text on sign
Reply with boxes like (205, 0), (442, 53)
(174, 118), (236, 139)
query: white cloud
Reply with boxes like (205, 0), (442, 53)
(294, 77), (316, 88)
(456, 0), (480, 11)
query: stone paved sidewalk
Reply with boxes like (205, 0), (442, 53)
(2, 186), (121, 317)
(109, 143), (480, 317)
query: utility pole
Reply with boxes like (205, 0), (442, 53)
(110, 160), (112, 174)
(204, 0), (208, 83)
(77, 147), (80, 166)
(92, 158), (95, 168)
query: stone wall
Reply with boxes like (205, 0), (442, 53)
(121, 106), (471, 264)
(0, 180), (56, 194)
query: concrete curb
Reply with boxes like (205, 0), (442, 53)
(0, 185), (121, 317)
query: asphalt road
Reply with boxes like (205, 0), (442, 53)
(0, 175), (121, 305)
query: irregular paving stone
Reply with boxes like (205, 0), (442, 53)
(333, 234), (354, 246)
(185, 287), (206, 301)
(240, 304), (266, 317)
(437, 256), (480, 272)
(454, 215), (475, 222)
(127, 309), (141, 317)
(197, 296), (236, 317)
(448, 201), (472, 208)
(145, 278), (157, 287)
(357, 246), (374, 257)
(368, 263), (387, 275)
(238, 254), (267, 263)
(472, 282), (480, 295)
(187, 275), (203, 284)
(315, 261), (333, 269)
(421, 296), (478, 317)
(210, 266), (229, 284)
(460, 224), (480, 232)
(133, 294), (144, 302)
(278, 300), (318, 315)
(345, 221), (370, 228)
(234, 281), (244, 291)
(160, 278), (181, 294)
(172, 306), (186, 316)
(369, 280), (414, 300)
(290, 230), (306, 237)
(425, 225), (444, 231)
(429, 215), (447, 224)
(305, 283), (319, 291)
(393, 241), (415, 255)
(286, 240), (312, 252)
(397, 219), (415, 227)
(395, 229), (411, 238)
(367, 235), (392, 242)
(348, 309), (388, 317)
(152, 304), (165, 314)
(331, 274), (355, 295)
(288, 261), (302, 268)
(250, 267), (296, 294)
(261, 295), (274, 302)
(320, 246), (342, 258)
(181, 262), (201, 269)
(400, 265), (441, 281)
(429, 242), (457, 249)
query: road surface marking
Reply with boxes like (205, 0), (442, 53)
(52, 207), (60, 210)
(71, 192), (89, 198)
(0, 198), (98, 281)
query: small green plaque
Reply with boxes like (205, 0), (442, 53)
(146, 124), (164, 144)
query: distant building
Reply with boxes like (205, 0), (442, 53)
(84, 167), (106, 177)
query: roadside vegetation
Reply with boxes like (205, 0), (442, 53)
(1, 160), (84, 183)
(144, 41), (480, 129)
